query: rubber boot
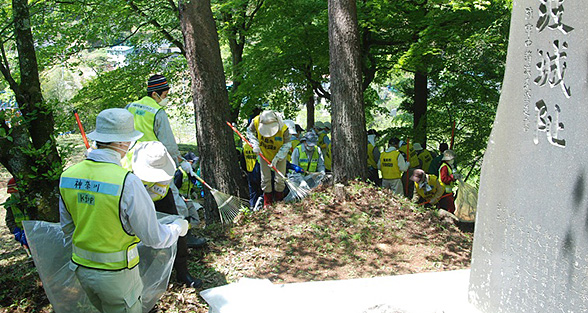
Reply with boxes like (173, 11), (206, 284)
(263, 192), (273, 207)
(274, 191), (285, 202)
(175, 260), (203, 288)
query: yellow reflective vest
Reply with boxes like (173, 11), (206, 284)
(399, 145), (418, 168)
(253, 116), (289, 161)
(367, 143), (378, 169)
(296, 145), (320, 172)
(380, 150), (402, 180)
(126, 96), (162, 142)
(414, 174), (443, 202)
(60, 160), (140, 270)
(243, 143), (258, 173)
(418, 149), (433, 173)
(178, 168), (192, 197)
(439, 163), (456, 193)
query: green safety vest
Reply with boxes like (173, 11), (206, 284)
(253, 116), (289, 161)
(126, 96), (162, 142)
(60, 160), (140, 271)
(296, 145), (319, 172)
(178, 168), (192, 197)
(439, 163), (456, 193)
(380, 150), (402, 180)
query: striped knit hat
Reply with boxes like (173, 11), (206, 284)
(147, 74), (170, 93)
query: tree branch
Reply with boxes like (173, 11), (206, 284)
(127, 0), (186, 56)
(0, 42), (19, 94)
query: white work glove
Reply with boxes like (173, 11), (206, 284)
(171, 218), (189, 237)
(180, 160), (196, 177)
(252, 145), (261, 154)
(271, 157), (282, 169)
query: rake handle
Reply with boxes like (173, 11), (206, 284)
(192, 173), (214, 191)
(226, 121), (288, 180)
(73, 109), (90, 149)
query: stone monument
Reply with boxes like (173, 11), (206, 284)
(469, 0), (588, 312)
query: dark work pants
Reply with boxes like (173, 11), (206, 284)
(247, 163), (262, 208)
(402, 169), (415, 199)
(367, 167), (381, 187)
(154, 190), (189, 274)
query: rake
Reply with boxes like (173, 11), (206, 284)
(192, 174), (248, 225)
(226, 121), (311, 202)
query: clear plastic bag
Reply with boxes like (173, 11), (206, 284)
(23, 213), (178, 313)
(454, 181), (478, 222)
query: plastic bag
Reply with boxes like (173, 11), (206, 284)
(454, 181), (478, 222)
(23, 213), (178, 313)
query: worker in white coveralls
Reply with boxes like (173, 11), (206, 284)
(247, 110), (291, 207)
(59, 108), (189, 313)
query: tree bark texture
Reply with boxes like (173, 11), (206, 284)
(179, 0), (247, 223)
(306, 93), (314, 130)
(328, 0), (367, 184)
(413, 72), (428, 146)
(0, 0), (62, 222)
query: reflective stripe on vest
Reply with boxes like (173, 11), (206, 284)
(126, 96), (161, 142)
(367, 143), (378, 169)
(414, 174), (442, 200)
(60, 160), (140, 270)
(243, 144), (258, 172)
(438, 163), (455, 193)
(296, 145), (319, 172)
(253, 116), (289, 161)
(380, 150), (402, 180)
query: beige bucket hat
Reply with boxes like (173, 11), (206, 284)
(258, 110), (282, 137)
(132, 141), (176, 182)
(87, 108), (143, 143)
(442, 149), (456, 161)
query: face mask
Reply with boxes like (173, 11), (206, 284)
(110, 143), (130, 158)
(155, 93), (169, 106)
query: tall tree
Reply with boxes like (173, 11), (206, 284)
(0, 0), (63, 221)
(179, 0), (247, 222)
(328, 0), (367, 184)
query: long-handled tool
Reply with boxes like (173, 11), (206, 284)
(73, 109), (90, 149)
(227, 121), (310, 202)
(192, 173), (248, 224)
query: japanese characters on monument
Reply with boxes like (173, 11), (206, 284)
(530, 0), (573, 147)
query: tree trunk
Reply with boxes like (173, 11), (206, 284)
(0, 0), (62, 222)
(227, 29), (244, 122)
(306, 93), (315, 130)
(328, 0), (367, 184)
(179, 0), (247, 223)
(413, 72), (428, 146)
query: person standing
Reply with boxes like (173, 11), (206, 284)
(427, 142), (448, 175)
(124, 74), (194, 177)
(438, 149), (460, 213)
(414, 143), (433, 173)
(247, 110), (291, 207)
(59, 109), (189, 312)
(378, 137), (408, 195)
(367, 129), (381, 186)
(132, 141), (202, 288)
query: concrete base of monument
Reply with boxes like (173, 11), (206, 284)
(200, 269), (482, 313)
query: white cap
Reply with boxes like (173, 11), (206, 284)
(258, 110), (282, 137)
(283, 119), (297, 135)
(132, 141), (176, 182)
(87, 108), (143, 143)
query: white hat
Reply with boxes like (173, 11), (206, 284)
(413, 143), (423, 151)
(314, 121), (324, 129)
(258, 110), (282, 137)
(87, 108), (143, 143)
(283, 119), (297, 135)
(442, 149), (456, 161)
(301, 132), (318, 147)
(132, 141), (176, 182)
